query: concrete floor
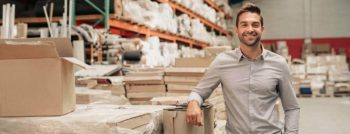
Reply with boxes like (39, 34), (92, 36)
(298, 97), (350, 134)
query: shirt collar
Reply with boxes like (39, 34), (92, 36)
(237, 44), (267, 62)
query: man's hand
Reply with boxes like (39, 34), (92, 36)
(186, 100), (203, 126)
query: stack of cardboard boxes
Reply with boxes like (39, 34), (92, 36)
(164, 67), (206, 97)
(124, 69), (166, 104)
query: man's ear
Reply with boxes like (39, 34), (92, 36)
(261, 26), (265, 33)
(234, 27), (238, 35)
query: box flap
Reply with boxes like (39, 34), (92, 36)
(62, 57), (92, 69)
(0, 41), (59, 59)
(0, 38), (73, 57)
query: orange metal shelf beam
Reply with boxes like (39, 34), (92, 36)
(158, 0), (230, 36)
(109, 19), (208, 48)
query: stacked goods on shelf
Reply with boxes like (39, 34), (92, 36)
(0, 104), (173, 133)
(122, 0), (177, 33)
(164, 67), (207, 96)
(177, 14), (192, 37)
(121, 0), (231, 46)
(75, 87), (129, 105)
(141, 37), (179, 67)
(124, 68), (166, 104)
(211, 0), (233, 14)
(176, 45), (231, 67)
(190, 18), (214, 43)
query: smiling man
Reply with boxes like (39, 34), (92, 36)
(186, 3), (300, 134)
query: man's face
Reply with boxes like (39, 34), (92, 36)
(235, 12), (264, 47)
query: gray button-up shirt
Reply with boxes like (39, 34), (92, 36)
(189, 48), (300, 134)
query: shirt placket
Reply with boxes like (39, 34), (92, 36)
(248, 60), (254, 134)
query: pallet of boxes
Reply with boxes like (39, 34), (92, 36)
(305, 54), (350, 97)
(123, 68), (167, 105)
(327, 55), (350, 97)
(306, 55), (329, 97)
(290, 61), (306, 97)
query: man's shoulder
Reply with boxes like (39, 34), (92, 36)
(264, 49), (289, 68)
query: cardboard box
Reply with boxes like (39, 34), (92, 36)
(124, 76), (164, 85)
(167, 84), (196, 91)
(165, 67), (206, 77)
(175, 57), (214, 67)
(126, 84), (166, 93)
(0, 38), (89, 116)
(165, 76), (202, 83)
(163, 104), (214, 134)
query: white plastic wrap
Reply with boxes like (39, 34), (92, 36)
(177, 14), (192, 37)
(190, 19), (211, 43)
(123, 0), (177, 34)
(142, 37), (164, 67)
(161, 42), (179, 67)
(0, 104), (173, 134)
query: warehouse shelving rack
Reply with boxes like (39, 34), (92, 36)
(0, 0), (232, 64)
(157, 0), (231, 36)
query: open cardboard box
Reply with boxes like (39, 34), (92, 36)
(0, 38), (90, 117)
(163, 104), (214, 134)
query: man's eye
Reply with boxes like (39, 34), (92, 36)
(253, 23), (260, 28)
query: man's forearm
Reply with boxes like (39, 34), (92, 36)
(284, 107), (300, 134)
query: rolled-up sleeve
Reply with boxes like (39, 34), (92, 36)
(188, 56), (222, 105)
(278, 62), (300, 134)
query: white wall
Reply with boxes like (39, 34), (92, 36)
(231, 0), (350, 39)
(311, 0), (350, 38)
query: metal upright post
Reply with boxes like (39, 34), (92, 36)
(105, 0), (110, 34)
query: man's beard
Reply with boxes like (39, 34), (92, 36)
(238, 32), (261, 47)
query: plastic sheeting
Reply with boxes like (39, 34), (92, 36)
(0, 104), (174, 134)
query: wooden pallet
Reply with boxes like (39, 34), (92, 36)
(334, 93), (350, 97)
(315, 94), (332, 97)
(297, 94), (313, 98)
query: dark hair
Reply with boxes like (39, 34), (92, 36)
(235, 3), (263, 27)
